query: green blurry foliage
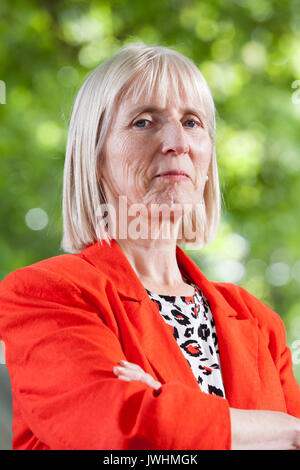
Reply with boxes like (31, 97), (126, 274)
(0, 0), (300, 382)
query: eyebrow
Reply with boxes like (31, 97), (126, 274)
(127, 105), (207, 119)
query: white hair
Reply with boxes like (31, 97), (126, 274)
(61, 42), (221, 253)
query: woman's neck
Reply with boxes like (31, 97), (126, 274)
(116, 238), (192, 295)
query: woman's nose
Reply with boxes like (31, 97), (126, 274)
(159, 121), (189, 156)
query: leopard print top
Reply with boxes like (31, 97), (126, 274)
(146, 281), (226, 398)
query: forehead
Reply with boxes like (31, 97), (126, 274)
(116, 83), (206, 118)
(121, 94), (196, 111)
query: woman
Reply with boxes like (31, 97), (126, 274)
(0, 43), (299, 451)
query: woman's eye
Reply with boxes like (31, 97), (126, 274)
(183, 119), (201, 128)
(133, 119), (150, 128)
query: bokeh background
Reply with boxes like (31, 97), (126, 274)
(1, 0), (300, 450)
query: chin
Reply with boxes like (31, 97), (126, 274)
(154, 188), (196, 205)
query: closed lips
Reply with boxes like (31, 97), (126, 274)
(155, 171), (190, 178)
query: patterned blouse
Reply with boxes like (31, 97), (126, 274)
(146, 280), (226, 398)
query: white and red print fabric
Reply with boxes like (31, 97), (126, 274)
(146, 282), (226, 398)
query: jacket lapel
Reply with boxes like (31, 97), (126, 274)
(81, 240), (260, 408)
(120, 295), (203, 390)
(176, 246), (260, 408)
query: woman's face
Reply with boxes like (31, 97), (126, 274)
(101, 83), (213, 214)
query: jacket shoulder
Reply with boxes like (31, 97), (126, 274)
(0, 251), (106, 297)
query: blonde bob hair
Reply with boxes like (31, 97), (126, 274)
(61, 42), (221, 253)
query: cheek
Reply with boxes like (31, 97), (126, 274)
(193, 136), (213, 171)
(103, 134), (149, 193)
(119, 142), (146, 184)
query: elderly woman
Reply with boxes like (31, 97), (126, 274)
(0, 43), (299, 451)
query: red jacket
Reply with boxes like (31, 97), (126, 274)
(0, 239), (299, 450)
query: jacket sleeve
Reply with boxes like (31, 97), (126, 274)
(236, 285), (300, 419)
(0, 266), (231, 450)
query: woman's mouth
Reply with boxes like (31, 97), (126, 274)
(155, 171), (190, 180)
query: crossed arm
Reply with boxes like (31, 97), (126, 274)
(113, 360), (300, 450)
(113, 360), (162, 390)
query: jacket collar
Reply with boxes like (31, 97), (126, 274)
(80, 239), (238, 317)
(80, 239), (146, 301)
